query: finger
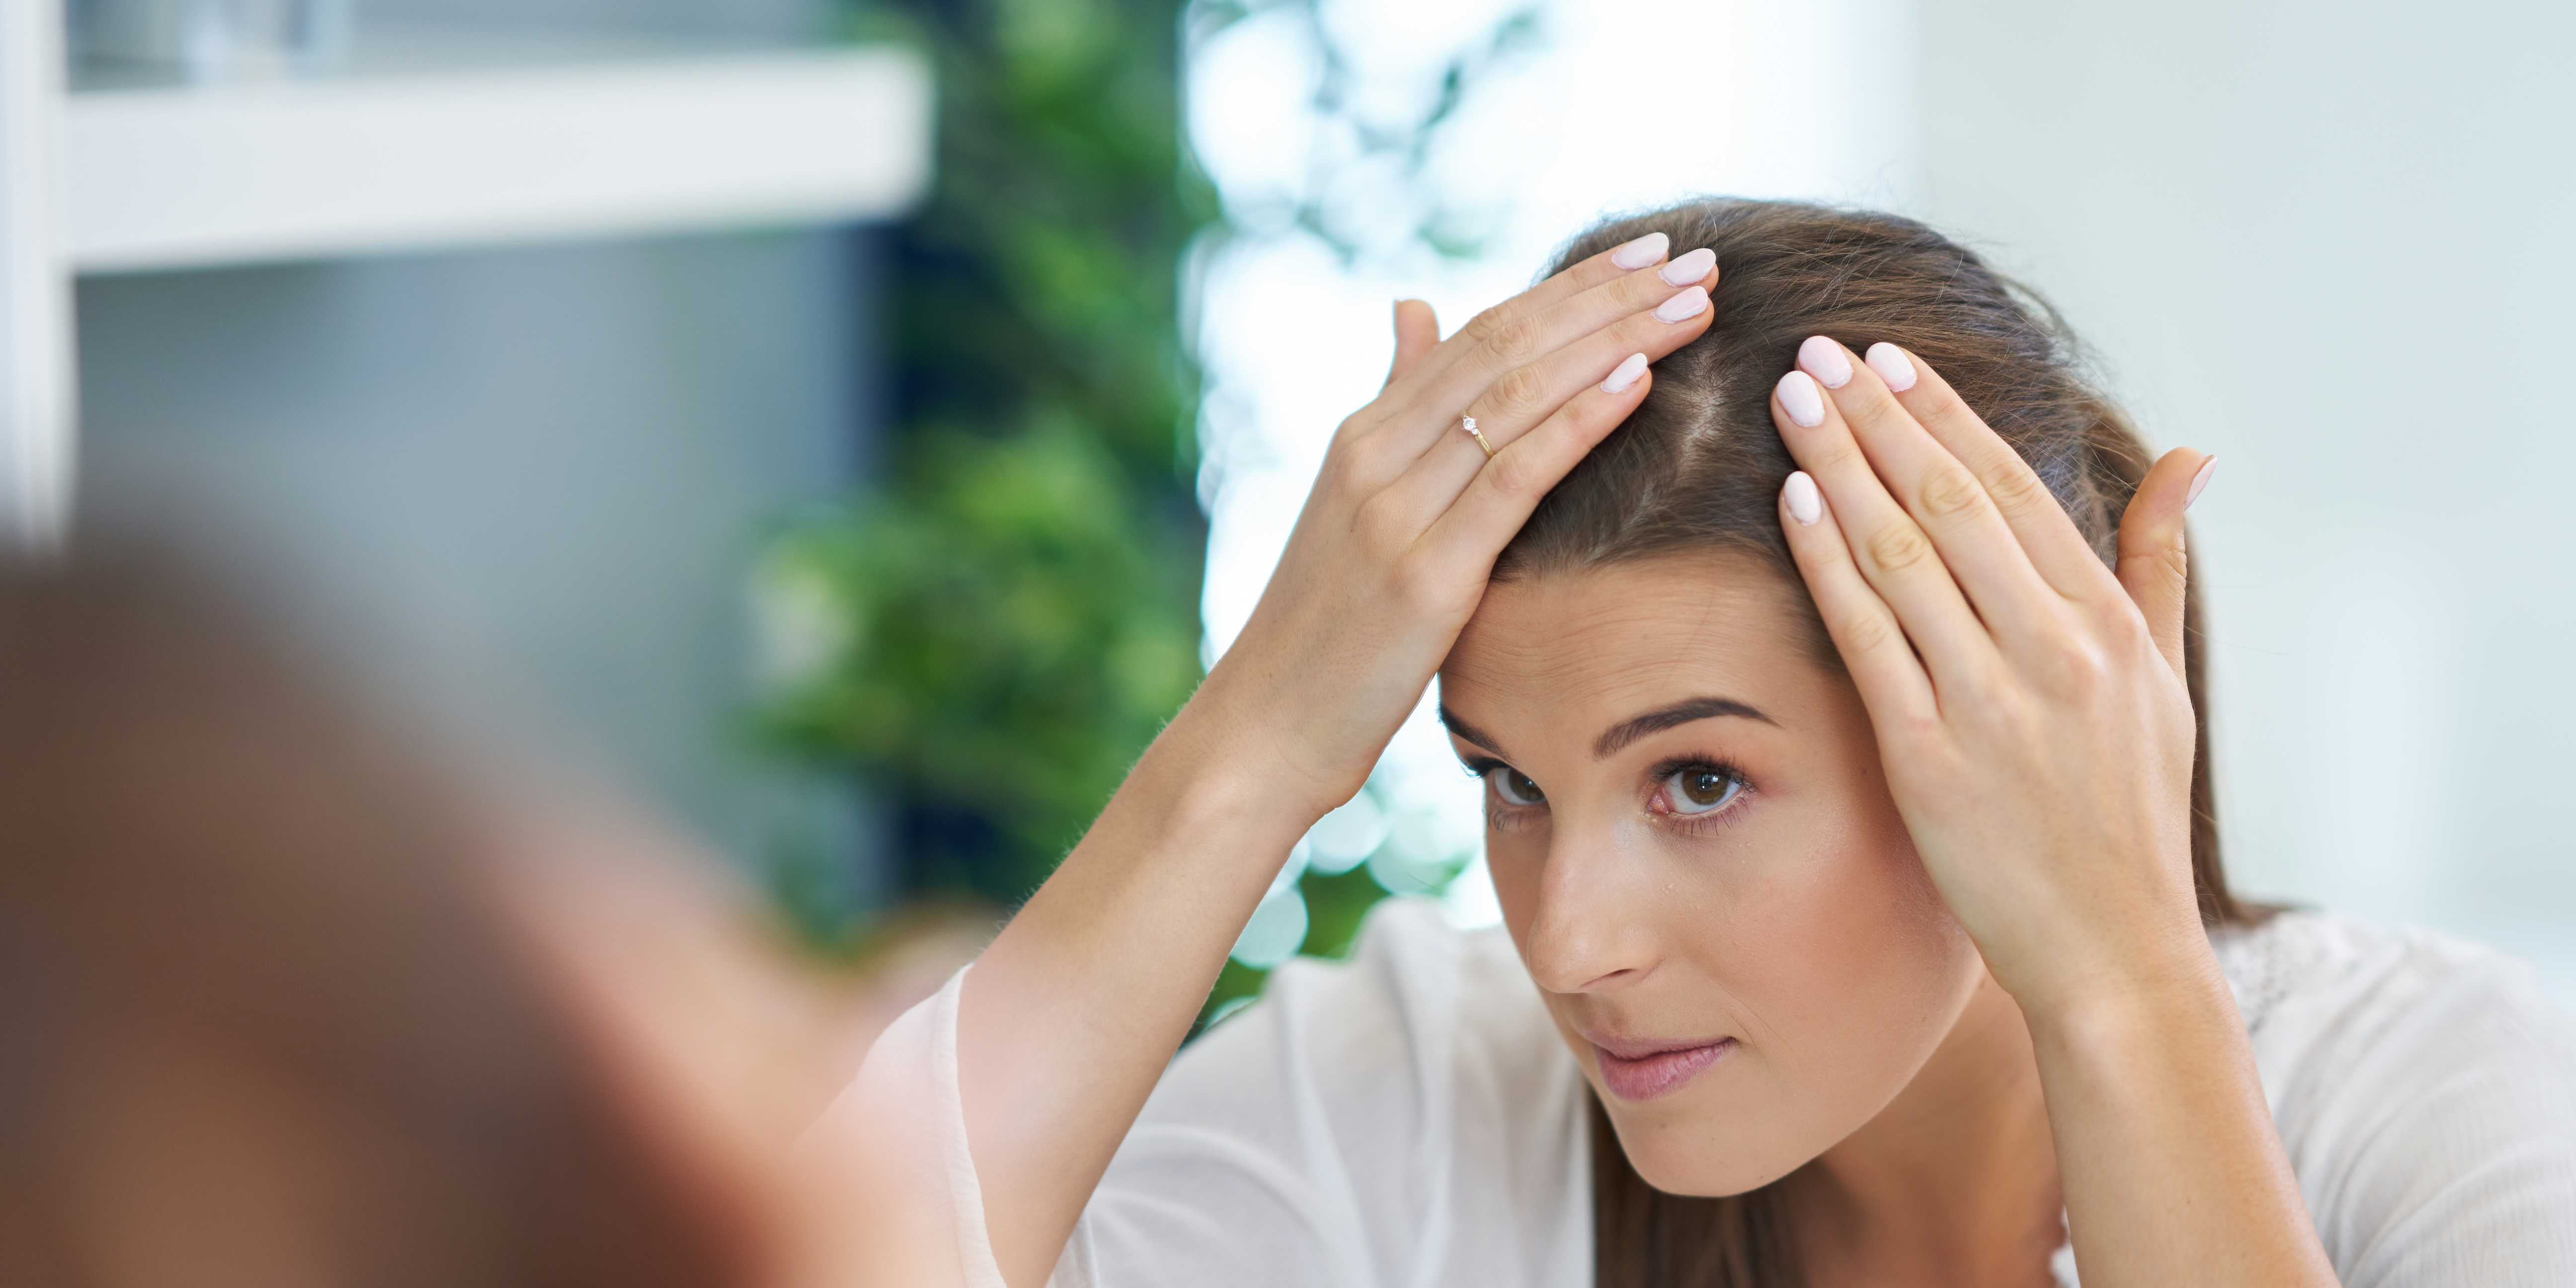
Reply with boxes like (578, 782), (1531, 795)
(1859, 341), (2123, 603)
(1415, 362), (1651, 569)
(1788, 337), (2062, 651)
(1392, 231), (1674, 399)
(2116, 448), (2213, 680)
(1775, 470), (1938, 729)
(1373, 249), (1717, 465)
(1388, 347), (1651, 524)
(1336, 299), (1445, 453)
(1383, 298), (1440, 390)
(1388, 278), (1711, 519)
(1771, 366), (2000, 696)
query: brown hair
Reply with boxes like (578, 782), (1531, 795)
(1494, 198), (2284, 1287)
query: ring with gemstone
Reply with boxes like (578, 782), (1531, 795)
(1461, 415), (1495, 458)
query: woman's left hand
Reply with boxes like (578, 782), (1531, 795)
(1766, 337), (2222, 1024)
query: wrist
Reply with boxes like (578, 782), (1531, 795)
(1151, 685), (1341, 846)
(1176, 653), (1375, 823)
(2017, 935), (2238, 1057)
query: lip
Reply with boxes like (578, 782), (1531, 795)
(1587, 1035), (1738, 1102)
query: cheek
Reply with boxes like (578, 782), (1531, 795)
(1716, 799), (1979, 1134)
(1752, 813), (1969, 1037)
(1485, 826), (1543, 933)
(1612, 797), (1979, 1194)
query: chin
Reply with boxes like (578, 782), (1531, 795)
(1597, 1092), (1815, 1198)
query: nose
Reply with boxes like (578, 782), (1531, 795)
(1518, 825), (1661, 995)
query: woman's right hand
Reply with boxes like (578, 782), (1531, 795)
(1193, 231), (1724, 819)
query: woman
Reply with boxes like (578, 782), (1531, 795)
(825, 199), (2576, 1287)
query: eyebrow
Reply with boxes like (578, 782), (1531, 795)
(1438, 695), (1778, 764)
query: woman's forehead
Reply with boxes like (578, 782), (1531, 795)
(1441, 555), (1812, 723)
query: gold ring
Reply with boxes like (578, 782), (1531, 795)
(1461, 415), (1495, 458)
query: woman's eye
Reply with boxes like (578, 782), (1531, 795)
(1660, 764), (1743, 816)
(1484, 766), (1546, 807)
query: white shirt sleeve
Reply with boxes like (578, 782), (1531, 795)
(865, 896), (1591, 1288)
(1051, 896), (1592, 1288)
(2249, 915), (2576, 1287)
(805, 958), (1000, 1288)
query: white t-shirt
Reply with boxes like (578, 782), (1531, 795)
(849, 896), (2576, 1287)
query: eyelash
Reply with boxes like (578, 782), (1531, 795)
(1460, 755), (1757, 837)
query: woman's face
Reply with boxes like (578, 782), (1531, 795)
(1438, 551), (1987, 1196)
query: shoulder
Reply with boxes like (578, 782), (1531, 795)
(2210, 904), (2576, 1082)
(2210, 906), (2576, 1285)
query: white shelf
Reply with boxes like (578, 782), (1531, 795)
(64, 33), (934, 273)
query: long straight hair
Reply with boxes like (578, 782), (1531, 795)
(1493, 199), (2285, 1287)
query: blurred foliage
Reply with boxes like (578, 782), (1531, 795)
(759, 0), (1216, 918)
(756, 0), (1539, 1019)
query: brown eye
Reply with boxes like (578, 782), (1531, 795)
(1662, 764), (1743, 815)
(1484, 766), (1545, 807)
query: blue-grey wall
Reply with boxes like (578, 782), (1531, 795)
(76, 227), (882, 886)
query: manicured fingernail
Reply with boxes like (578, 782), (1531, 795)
(2185, 455), (2217, 509)
(1654, 286), (1708, 323)
(1601, 351), (1649, 394)
(1776, 370), (1824, 426)
(1610, 232), (1669, 269)
(1865, 342), (1916, 391)
(1658, 246), (1715, 286)
(1797, 335), (1852, 388)
(1783, 471), (1823, 526)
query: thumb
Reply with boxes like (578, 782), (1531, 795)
(2116, 448), (2216, 681)
(1383, 298), (1440, 389)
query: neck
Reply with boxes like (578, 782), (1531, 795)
(1781, 968), (2065, 1285)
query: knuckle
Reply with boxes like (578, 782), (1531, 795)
(2112, 607), (2163, 661)
(2037, 633), (2113, 696)
(1483, 315), (1544, 366)
(2114, 542), (2190, 597)
(1488, 364), (1550, 417)
(1844, 397), (1903, 440)
(2150, 541), (2191, 587)
(1483, 445), (1546, 498)
(1325, 437), (1383, 493)
(1353, 489), (1415, 552)
(1830, 607), (1898, 659)
(1810, 440), (1866, 476)
(1983, 460), (2055, 515)
(1917, 467), (1989, 522)
(1862, 521), (1935, 574)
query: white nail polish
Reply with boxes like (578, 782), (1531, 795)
(1776, 370), (1825, 426)
(1601, 352), (1649, 394)
(1784, 471), (1823, 526)
(1797, 335), (1852, 389)
(2185, 455), (2217, 509)
(1611, 232), (1669, 270)
(1865, 342), (1917, 392)
(1658, 247), (1715, 286)
(1654, 286), (1709, 323)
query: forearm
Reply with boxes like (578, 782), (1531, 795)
(2025, 951), (2340, 1288)
(957, 684), (1319, 1287)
